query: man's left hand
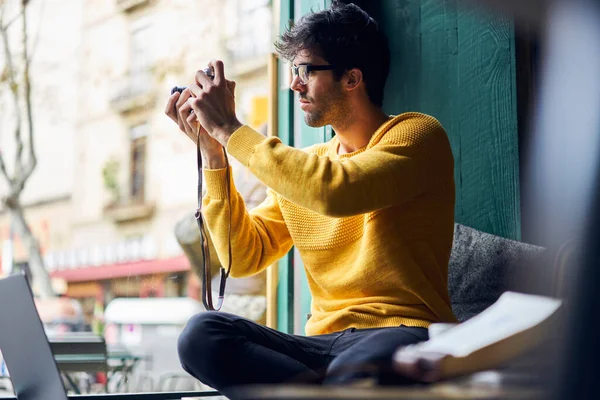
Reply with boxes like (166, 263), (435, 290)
(187, 59), (243, 147)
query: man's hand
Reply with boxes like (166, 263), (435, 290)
(186, 60), (243, 147)
(164, 87), (226, 169)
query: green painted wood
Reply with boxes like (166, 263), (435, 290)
(276, 0), (295, 334)
(455, 4), (520, 240)
(375, 0), (520, 239)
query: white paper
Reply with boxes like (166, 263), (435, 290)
(411, 292), (562, 358)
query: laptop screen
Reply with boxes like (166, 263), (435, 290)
(0, 273), (68, 400)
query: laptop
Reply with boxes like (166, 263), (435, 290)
(0, 273), (218, 400)
(0, 273), (69, 400)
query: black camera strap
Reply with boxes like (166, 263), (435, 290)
(195, 126), (232, 311)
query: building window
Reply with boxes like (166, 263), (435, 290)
(130, 123), (148, 203)
(130, 20), (154, 94)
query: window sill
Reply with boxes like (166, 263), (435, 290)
(103, 201), (155, 223)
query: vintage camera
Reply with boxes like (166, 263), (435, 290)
(170, 67), (214, 95)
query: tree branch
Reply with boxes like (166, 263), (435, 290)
(21, 0), (36, 181)
(0, 150), (12, 184)
(0, 2), (24, 184)
(28, 0), (44, 65)
(0, 8), (24, 31)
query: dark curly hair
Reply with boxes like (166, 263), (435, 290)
(275, 2), (390, 107)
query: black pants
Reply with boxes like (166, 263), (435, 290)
(177, 311), (428, 399)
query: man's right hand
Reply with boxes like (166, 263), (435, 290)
(165, 87), (227, 169)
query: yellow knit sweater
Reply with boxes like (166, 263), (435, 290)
(203, 112), (458, 335)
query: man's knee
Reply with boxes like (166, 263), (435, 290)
(323, 327), (427, 385)
(177, 311), (236, 369)
(324, 350), (375, 384)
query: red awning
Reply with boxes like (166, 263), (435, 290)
(50, 255), (190, 282)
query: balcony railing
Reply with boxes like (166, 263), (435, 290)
(103, 199), (155, 223)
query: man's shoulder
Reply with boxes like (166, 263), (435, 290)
(376, 112), (448, 147)
(392, 112), (443, 126)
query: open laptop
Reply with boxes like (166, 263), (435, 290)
(0, 273), (218, 400)
(0, 273), (69, 400)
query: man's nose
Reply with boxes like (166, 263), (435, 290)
(290, 75), (305, 93)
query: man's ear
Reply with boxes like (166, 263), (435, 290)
(344, 68), (363, 91)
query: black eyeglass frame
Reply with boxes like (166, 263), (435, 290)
(291, 64), (337, 84)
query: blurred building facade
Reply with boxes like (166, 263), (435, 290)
(0, 0), (272, 324)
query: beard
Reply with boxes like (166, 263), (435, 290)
(304, 108), (326, 127)
(302, 84), (348, 128)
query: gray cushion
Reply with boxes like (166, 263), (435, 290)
(448, 223), (546, 322)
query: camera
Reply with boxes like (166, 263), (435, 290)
(170, 67), (214, 95)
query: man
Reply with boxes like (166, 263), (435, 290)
(165, 2), (457, 397)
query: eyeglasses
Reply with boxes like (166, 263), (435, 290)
(291, 64), (337, 85)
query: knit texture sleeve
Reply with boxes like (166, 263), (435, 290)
(226, 113), (454, 217)
(202, 167), (293, 278)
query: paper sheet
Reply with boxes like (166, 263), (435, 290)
(411, 292), (562, 358)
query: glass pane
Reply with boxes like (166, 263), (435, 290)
(0, 0), (272, 396)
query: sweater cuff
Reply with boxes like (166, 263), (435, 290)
(226, 125), (268, 167)
(203, 167), (232, 199)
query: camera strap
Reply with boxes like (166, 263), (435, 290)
(195, 126), (232, 311)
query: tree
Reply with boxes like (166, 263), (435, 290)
(0, 0), (54, 298)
